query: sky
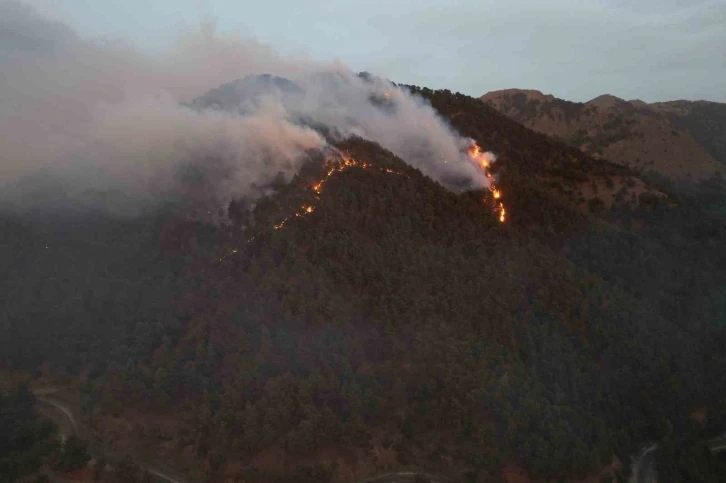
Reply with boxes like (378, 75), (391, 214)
(10, 0), (726, 102)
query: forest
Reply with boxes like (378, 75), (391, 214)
(1, 86), (725, 482)
(0, 384), (58, 482)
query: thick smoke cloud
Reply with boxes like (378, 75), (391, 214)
(290, 71), (488, 187)
(0, 1), (490, 219)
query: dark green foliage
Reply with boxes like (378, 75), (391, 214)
(53, 435), (90, 472)
(656, 428), (726, 483)
(0, 385), (58, 483)
(597, 114), (637, 146)
(114, 460), (153, 483)
(1, 88), (725, 481)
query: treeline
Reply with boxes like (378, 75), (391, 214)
(0, 384), (90, 481)
(0, 384), (57, 482)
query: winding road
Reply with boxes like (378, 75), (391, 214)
(39, 386), (726, 483)
(36, 395), (78, 442)
(32, 387), (186, 483)
(630, 444), (658, 483)
(33, 387), (454, 483)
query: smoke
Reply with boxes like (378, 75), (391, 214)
(0, 1), (491, 219)
(288, 71), (489, 187)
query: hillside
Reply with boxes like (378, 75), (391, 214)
(407, 85), (667, 220)
(481, 89), (726, 180)
(2, 80), (726, 483)
(651, 100), (726, 169)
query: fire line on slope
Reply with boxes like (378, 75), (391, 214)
(467, 142), (506, 223)
(218, 144), (505, 262)
(271, 151), (407, 231)
(217, 151), (407, 261)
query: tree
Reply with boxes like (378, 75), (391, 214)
(0, 385), (58, 483)
(54, 435), (90, 472)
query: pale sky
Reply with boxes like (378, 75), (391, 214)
(12, 0), (726, 102)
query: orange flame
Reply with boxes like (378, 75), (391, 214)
(467, 142), (506, 223)
(219, 145), (503, 264)
(270, 152), (405, 230)
(468, 144), (490, 169)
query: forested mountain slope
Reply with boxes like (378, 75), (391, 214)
(2, 83), (726, 483)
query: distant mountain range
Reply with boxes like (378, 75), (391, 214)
(481, 89), (726, 180)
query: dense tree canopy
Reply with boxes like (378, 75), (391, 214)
(0, 385), (58, 483)
(1, 88), (725, 482)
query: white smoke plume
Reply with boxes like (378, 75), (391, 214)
(0, 1), (490, 219)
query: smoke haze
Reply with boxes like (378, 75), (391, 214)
(0, 1), (491, 219)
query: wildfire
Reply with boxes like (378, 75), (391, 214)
(468, 144), (496, 172)
(311, 155), (369, 196)
(217, 248), (239, 262)
(467, 143), (506, 223)
(270, 152), (405, 230)
(219, 143), (505, 264)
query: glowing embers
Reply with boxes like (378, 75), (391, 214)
(217, 248), (238, 262)
(217, 146), (502, 264)
(272, 204), (316, 231)
(273, 152), (405, 230)
(467, 142), (507, 223)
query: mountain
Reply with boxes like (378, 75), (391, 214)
(481, 89), (726, 180)
(185, 74), (302, 114)
(2, 80), (726, 483)
(406, 85), (668, 220)
(650, 100), (726, 170)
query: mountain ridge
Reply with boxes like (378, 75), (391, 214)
(481, 88), (726, 180)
